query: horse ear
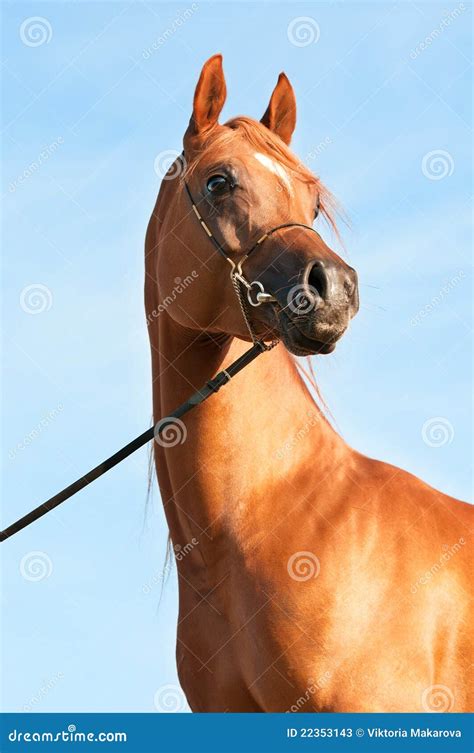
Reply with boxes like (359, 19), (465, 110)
(184, 54), (226, 148)
(261, 73), (296, 145)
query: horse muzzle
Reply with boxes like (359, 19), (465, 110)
(273, 259), (359, 356)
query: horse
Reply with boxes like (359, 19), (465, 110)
(145, 54), (472, 713)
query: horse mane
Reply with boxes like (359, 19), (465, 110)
(184, 116), (341, 239)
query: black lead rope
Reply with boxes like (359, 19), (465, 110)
(0, 340), (269, 543)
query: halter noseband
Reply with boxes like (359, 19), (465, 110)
(180, 153), (320, 348)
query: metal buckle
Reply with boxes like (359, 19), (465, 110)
(247, 281), (276, 307)
(231, 263), (276, 307)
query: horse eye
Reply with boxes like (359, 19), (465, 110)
(314, 202), (320, 220)
(206, 175), (228, 193)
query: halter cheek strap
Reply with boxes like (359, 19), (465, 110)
(181, 156), (319, 346)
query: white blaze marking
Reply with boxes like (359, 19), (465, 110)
(254, 152), (292, 192)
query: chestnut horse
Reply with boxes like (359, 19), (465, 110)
(145, 55), (472, 712)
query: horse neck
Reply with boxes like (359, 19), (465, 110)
(150, 311), (344, 560)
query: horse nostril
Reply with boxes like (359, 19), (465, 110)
(305, 261), (358, 308)
(344, 267), (358, 301)
(307, 260), (327, 300)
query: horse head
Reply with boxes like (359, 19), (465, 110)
(152, 54), (359, 356)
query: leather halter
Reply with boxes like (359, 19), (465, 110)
(180, 153), (320, 348)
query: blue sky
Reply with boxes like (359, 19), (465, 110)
(1, 0), (472, 713)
